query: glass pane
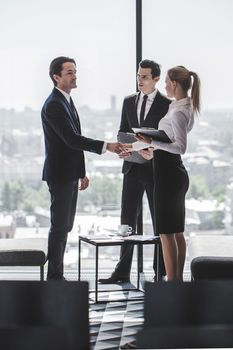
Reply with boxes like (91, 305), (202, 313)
(143, 0), (233, 110)
(142, 0), (233, 240)
(0, 0), (135, 278)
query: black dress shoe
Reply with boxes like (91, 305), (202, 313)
(98, 275), (130, 284)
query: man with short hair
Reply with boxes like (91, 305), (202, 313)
(41, 56), (123, 280)
(99, 59), (171, 284)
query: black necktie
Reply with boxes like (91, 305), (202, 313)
(70, 97), (77, 116)
(140, 94), (148, 126)
(69, 97), (81, 131)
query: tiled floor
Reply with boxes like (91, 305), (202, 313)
(89, 264), (191, 350)
(90, 289), (144, 350)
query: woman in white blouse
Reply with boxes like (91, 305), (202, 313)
(133, 66), (201, 282)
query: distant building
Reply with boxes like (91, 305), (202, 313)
(110, 95), (116, 113)
(184, 148), (233, 190)
(224, 181), (233, 234)
(34, 207), (50, 227)
(0, 213), (16, 238)
(186, 199), (225, 231)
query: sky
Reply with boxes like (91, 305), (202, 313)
(0, 0), (233, 112)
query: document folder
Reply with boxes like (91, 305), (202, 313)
(132, 128), (172, 142)
(117, 131), (148, 164)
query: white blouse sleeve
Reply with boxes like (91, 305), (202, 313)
(151, 111), (188, 154)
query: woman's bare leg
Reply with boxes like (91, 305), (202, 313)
(160, 234), (178, 281)
(175, 232), (186, 281)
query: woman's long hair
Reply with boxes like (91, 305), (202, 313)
(167, 66), (201, 114)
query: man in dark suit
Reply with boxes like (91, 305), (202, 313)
(41, 56), (123, 280)
(99, 59), (171, 284)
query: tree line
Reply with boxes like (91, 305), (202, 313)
(0, 176), (225, 227)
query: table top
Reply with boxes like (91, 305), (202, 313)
(79, 234), (160, 246)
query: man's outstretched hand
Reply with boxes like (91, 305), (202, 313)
(106, 142), (127, 154)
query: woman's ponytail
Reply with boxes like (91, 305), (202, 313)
(190, 71), (201, 114)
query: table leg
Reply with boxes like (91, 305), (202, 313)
(78, 238), (81, 281)
(138, 244), (143, 273)
(137, 244), (140, 289)
(95, 246), (99, 303)
(156, 243), (160, 282)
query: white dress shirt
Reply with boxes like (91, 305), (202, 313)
(151, 97), (194, 154)
(137, 89), (158, 124)
(56, 87), (70, 103)
(132, 97), (194, 155)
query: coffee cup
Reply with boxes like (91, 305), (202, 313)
(118, 224), (132, 237)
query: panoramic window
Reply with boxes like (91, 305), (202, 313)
(0, 0), (135, 277)
(143, 0), (233, 236)
(1, 0), (232, 279)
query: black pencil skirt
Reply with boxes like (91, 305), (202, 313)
(153, 150), (189, 234)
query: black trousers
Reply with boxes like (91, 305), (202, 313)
(114, 166), (165, 278)
(47, 181), (78, 280)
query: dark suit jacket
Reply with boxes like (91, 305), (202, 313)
(41, 88), (104, 183)
(119, 91), (171, 175)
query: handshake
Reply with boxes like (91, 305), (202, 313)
(106, 142), (153, 161)
(106, 133), (154, 159)
(106, 142), (132, 154)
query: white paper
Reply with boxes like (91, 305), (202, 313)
(123, 235), (157, 241)
(132, 141), (151, 151)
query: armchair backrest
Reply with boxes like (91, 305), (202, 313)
(144, 281), (233, 327)
(0, 281), (89, 350)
